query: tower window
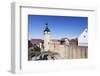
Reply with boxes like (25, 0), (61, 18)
(84, 35), (86, 38)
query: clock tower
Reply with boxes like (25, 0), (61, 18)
(43, 23), (51, 51)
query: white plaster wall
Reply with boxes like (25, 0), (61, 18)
(44, 32), (50, 51)
(78, 28), (88, 46)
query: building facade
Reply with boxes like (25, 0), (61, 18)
(78, 28), (88, 46)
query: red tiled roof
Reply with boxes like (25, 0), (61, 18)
(30, 39), (43, 45)
(28, 40), (33, 48)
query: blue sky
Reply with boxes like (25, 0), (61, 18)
(28, 15), (88, 40)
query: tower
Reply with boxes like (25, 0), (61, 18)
(43, 23), (51, 51)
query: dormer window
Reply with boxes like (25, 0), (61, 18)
(84, 35), (86, 38)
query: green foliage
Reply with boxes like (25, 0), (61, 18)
(28, 51), (41, 60)
(28, 44), (41, 60)
(33, 44), (41, 52)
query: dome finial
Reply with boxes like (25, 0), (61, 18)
(45, 22), (48, 26)
(44, 22), (51, 32)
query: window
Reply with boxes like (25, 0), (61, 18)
(84, 35), (86, 38)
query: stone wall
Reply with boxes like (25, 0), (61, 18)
(49, 43), (88, 59)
